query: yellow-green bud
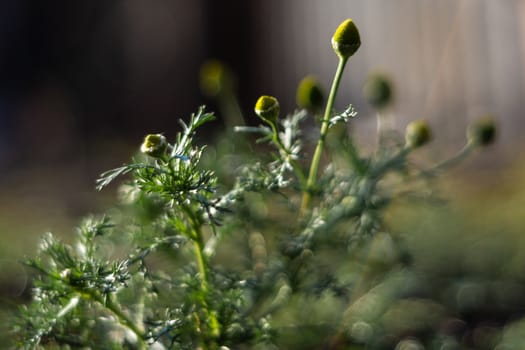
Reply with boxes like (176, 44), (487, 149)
(199, 59), (234, 97)
(405, 120), (431, 148)
(363, 73), (393, 110)
(296, 76), (325, 112)
(467, 117), (496, 146)
(254, 95), (280, 124)
(140, 134), (167, 158)
(331, 19), (361, 59)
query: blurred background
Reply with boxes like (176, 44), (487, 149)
(1, 0), (525, 336)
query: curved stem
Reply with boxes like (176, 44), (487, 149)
(106, 296), (147, 348)
(301, 57), (348, 213)
(429, 143), (474, 174)
(89, 292), (147, 349)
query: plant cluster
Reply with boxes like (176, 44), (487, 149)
(14, 19), (497, 349)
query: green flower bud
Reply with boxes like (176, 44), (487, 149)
(254, 95), (280, 124)
(296, 76), (325, 112)
(331, 19), (361, 59)
(467, 117), (496, 146)
(199, 59), (234, 97)
(140, 134), (167, 158)
(405, 120), (431, 148)
(363, 73), (393, 110)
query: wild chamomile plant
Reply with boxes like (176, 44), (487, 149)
(14, 19), (497, 349)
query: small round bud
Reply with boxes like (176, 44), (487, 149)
(363, 73), (393, 110)
(199, 59), (234, 97)
(296, 76), (325, 112)
(140, 134), (167, 158)
(405, 120), (431, 148)
(254, 95), (280, 124)
(467, 117), (496, 147)
(331, 19), (361, 59)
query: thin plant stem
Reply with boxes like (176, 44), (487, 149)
(52, 268), (147, 349)
(193, 237), (209, 293)
(428, 143), (473, 174)
(181, 205), (220, 344)
(106, 297), (147, 348)
(370, 146), (411, 178)
(301, 56), (348, 213)
(181, 206), (210, 293)
(385, 144), (475, 195)
(376, 111), (383, 149)
(88, 292), (147, 349)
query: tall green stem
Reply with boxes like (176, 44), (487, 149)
(182, 205), (220, 345)
(301, 57), (348, 213)
(181, 205), (209, 291)
(193, 229), (221, 347)
(193, 235), (209, 293)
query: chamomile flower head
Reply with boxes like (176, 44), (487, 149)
(467, 117), (496, 147)
(254, 95), (280, 125)
(331, 19), (361, 59)
(140, 134), (167, 158)
(405, 120), (431, 148)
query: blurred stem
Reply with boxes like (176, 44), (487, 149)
(193, 236), (209, 292)
(376, 111), (384, 150)
(219, 88), (245, 128)
(87, 292), (147, 349)
(182, 205), (207, 281)
(375, 111), (392, 151)
(428, 143), (474, 175)
(56, 267), (147, 348)
(370, 146), (411, 178)
(182, 205), (220, 345)
(301, 56), (348, 213)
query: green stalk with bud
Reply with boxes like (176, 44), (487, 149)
(301, 19), (361, 213)
(138, 118), (221, 348)
(430, 117), (496, 173)
(254, 95), (308, 187)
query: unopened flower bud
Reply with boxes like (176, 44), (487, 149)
(363, 73), (393, 110)
(199, 59), (234, 97)
(467, 117), (496, 147)
(254, 95), (279, 124)
(405, 120), (431, 148)
(140, 134), (167, 158)
(331, 19), (361, 59)
(296, 76), (325, 112)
